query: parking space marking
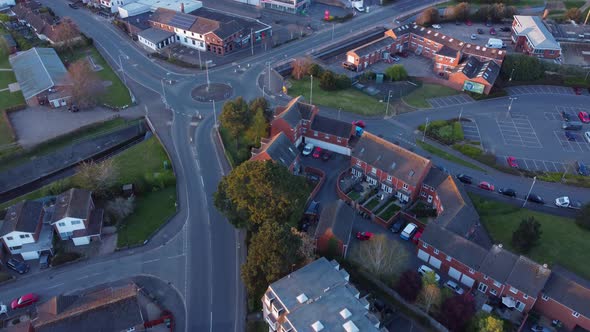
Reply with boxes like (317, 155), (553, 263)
(461, 120), (482, 143)
(496, 117), (542, 148)
(427, 94), (474, 108)
(505, 155), (570, 173)
(553, 130), (590, 153)
(508, 85), (576, 96)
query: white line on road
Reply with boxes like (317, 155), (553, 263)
(77, 275), (89, 280)
(200, 175), (205, 187)
(47, 282), (65, 289)
(166, 254), (186, 260)
(210, 311), (213, 332)
(143, 258), (161, 264)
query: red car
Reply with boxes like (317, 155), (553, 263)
(466, 20), (473, 26)
(489, 27), (496, 35)
(574, 87), (583, 95)
(352, 120), (366, 128)
(11, 293), (39, 310)
(507, 156), (518, 168)
(411, 230), (423, 244)
(479, 181), (495, 191)
(356, 231), (373, 241)
(578, 111), (590, 123)
(312, 147), (322, 158)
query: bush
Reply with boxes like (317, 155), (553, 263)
(420, 120), (464, 145)
(500, 54), (544, 82)
(52, 252), (82, 266)
(336, 74), (352, 89)
(417, 7), (439, 25)
(308, 63), (323, 77)
(385, 64), (408, 81)
(0, 272), (12, 283)
(453, 143), (497, 166)
(144, 170), (176, 191)
(319, 70), (337, 91)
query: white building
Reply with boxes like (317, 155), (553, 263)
(117, 0), (202, 17)
(0, 0), (15, 10)
(138, 27), (176, 51)
(0, 201), (53, 260)
(50, 188), (103, 246)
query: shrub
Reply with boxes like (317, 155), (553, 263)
(385, 64), (408, 81)
(52, 252), (82, 266)
(319, 70), (337, 90)
(308, 63), (323, 77)
(421, 120), (464, 144)
(336, 74), (352, 89)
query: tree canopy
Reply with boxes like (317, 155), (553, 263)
(385, 64), (408, 81)
(439, 294), (476, 332)
(469, 313), (504, 332)
(576, 203), (590, 230)
(500, 54), (544, 82)
(417, 7), (439, 26)
(511, 216), (542, 253)
(214, 160), (310, 229)
(351, 234), (408, 278)
(395, 270), (423, 302)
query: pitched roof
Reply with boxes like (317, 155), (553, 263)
(251, 132), (298, 168)
(349, 35), (396, 57)
(505, 256), (551, 296)
(543, 266), (590, 318)
(189, 16), (219, 34)
(314, 200), (355, 245)
(421, 223), (488, 269)
(212, 20), (242, 39)
(0, 200), (43, 235)
(73, 208), (103, 238)
(274, 96), (315, 128)
(310, 115), (352, 138)
(436, 44), (459, 58)
(9, 47), (70, 99)
(457, 56), (501, 84)
(351, 131), (431, 187)
(51, 188), (92, 223)
(479, 244), (519, 284)
(138, 27), (175, 43)
(513, 15), (561, 50)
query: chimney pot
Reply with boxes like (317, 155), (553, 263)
(180, 2), (185, 13)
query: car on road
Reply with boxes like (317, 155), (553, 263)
(578, 161), (589, 176)
(477, 28), (484, 34)
(565, 131), (577, 141)
(68, 3), (79, 9)
(356, 231), (373, 241)
(478, 181), (494, 191)
(526, 193), (544, 204)
(321, 151), (331, 161)
(578, 111), (590, 123)
(432, 24), (441, 29)
(456, 174), (473, 184)
(507, 156), (518, 168)
(302, 143), (314, 156)
(500, 27), (511, 32)
(499, 188), (517, 197)
(555, 196), (582, 209)
(11, 293), (39, 310)
(585, 131), (590, 143)
(417, 265), (441, 282)
(6, 258), (29, 274)
(574, 87), (583, 95)
(352, 120), (366, 128)
(489, 27), (496, 35)
(342, 62), (357, 71)
(390, 219), (406, 233)
(312, 147), (322, 159)
(444, 280), (465, 295)
(470, 34), (477, 40)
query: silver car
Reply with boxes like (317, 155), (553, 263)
(444, 280), (465, 295)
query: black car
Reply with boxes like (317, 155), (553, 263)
(6, 258), (29, 274)
(456, 174), (473, 184)
(526, 193), (544, 204)
(500, 27), (511, 32)
(477, 28), (484, 34)
(565, 131), (577, 141)
(562, 111), (571, 121)
(68, 3), (79, 9)
(390, 219), (406, 233)
(321, 151), (331, 161)
(498, 188), (516, 197)
(39, 253), (51, 269)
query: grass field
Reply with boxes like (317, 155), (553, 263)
(59, 46), (132, 107)
(288, 77), (386, 115)
(564, 0), (585, 8)
(436, 0), (545, 8)
(402, 84), (459, 109)
(469, 193), (590, 280)
(416, 140), (485, 171)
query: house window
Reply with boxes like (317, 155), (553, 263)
(71, 220), (81, 225)
(484, 275), (488, 280)
(469, 268), (475, 274)
(19, 235), (26, 239)
(446, 255), (451, 261)
(422, 242), (428, 249)
(387, 175), (392, 182)
(477, 283), (488, 293)
(403, 183), (409, 190)
(356, 159), (362, 166)
(420, 192), (427, 197)
(523, 294), (528, 299)
(541, 294), (549, 301)
(324, 135), (330, 139)
(509, 287), (518, 294)
(6, 236), (13, 240)
(337, 138), (342, 143)
(58, 222), (65, 227)
(314, 131), (318, 137)
(427, 195), (433, 203)
(433, 249), (439, 254)
(493, 281), (501, 288)
(490, 288), (497, 296)
(371, 167), (377, 174)
(572, 311), (580, 318)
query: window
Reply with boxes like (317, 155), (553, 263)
(420, 192), (427, 197)
(493, 281), (501, 288)
(542, 294), (549, 301)
(314, 131), (318, 137)
(477, 283), (488, 293)
(356, 159), (362, 166)
(484, 275), (488, 280)
(371, 167), (377, 174)
(387, 175), (392, 182)
(469, 268), (475, 274)
(324, 135), (330, 139)
(572, 311), (580, 318)
(523, 294), (528, 299)
(19, 235), (26, 239)
(337, 138), (342, 143)
(433, 249), (439, 254)
(403, 183), (409, 190)
(427, 195), (433, 203)
(6, 236), (13, 240)
(509, 287), (518, 294)
(71, 220), (81, 225)
(58, 222), (65, 227)
(490, 288), (497, 296)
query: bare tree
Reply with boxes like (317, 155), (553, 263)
(106, 196), (135, 225)
(291, 57), (312, 80)
(351, 234), (408, 277)
(74, 159), (118, 196)
(291, 227), (316, 264)
(53, 17), (80, 52)
(417, 7), (440, 26)
(67, 59), (105, 109)
(417, 283), (441, 313)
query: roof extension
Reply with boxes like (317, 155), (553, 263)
(274, 96), (316, 128)
(138, 27), (175, 44)
(251, 132), (298, 168)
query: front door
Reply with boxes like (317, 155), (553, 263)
(515, 301), (525, 312)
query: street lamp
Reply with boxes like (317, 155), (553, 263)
(385, 90), (393, 118)
(160, 78), (168, 109)
(205, 60), (211, 91)
(509, 68), (515, 82)
(422, 117), (429, 142)
(522, 176), (537, 208)
(118, 54), (129, 86)
(507, 97), (517, 116)
(211, 99), (218, 128)
(310, 74), (313, 105)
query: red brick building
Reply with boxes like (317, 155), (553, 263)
(314, 200), (355, 257)
(350, 131), (432, 203)
(511, 15), (561, 59)
(250, 132), (301, 174)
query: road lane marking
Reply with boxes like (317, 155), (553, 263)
(200, 175), (205, 187)
(47, 282), (65, 289)
(143, 258), (161, 264)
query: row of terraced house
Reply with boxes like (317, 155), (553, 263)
(254, 96), (590, 331)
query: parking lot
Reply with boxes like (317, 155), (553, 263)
(507, 85), (579, 96)
(553, 130), (590, 153)
(461, 119), (482, 143)
(428, 94), (474, 108)
(427, 21), (513, 48)
(496, 114), (543, 148)
(500, 156), (569, 173)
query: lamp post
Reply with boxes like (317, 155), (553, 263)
(211, 99), (218, 128)
(310, 74), (313, 104)
(509, 67), (515, 82)
(385, 90), (393, 117)
(161, 78), (168, 109)
(268, 61), (271, 94)
(458, 107), (463, 122)
(422, 117), (429, 142)
(522, 176), (537, 208)
(206, 60), (211, 91)
(507, 97), (517, 117)
(118, 54), (129, 86)
(332, 23), (335, 40)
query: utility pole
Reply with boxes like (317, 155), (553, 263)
(458, 107), (463, 122)
(507, 97), (517, 117)
(422, 117), (429, 142)
(268, 61), (271, 94)
(338, 107), (341, 120)
(310, 74), (313, 104)
(206, 60), (210, 91)
(509, 67), (515, 82)
(332, 23), (335, 40)
(198, 49), (202, 69)
(211, 100), (218, 128)
(118, 54), (128, 86)
(250, 28), (254, 56)
(385, 90), (392, 117)
(522, 176), (537, 208)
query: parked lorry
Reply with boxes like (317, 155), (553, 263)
(351, 0), (364, 12)
(486, 38), (505, 49)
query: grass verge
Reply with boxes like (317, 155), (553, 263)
(402, 83), (459, 109)
(365, 197), (379, 210)
(537, 172), (590, 188)
(416, 141), (485, 172)
(117, 186), (177, 247)
(288, 77), (386, 115)
(469, 193), (590, 280)
(379, 203), (401, 220)
(246, 321), (268, 332)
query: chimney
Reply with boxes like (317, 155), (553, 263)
(180, 2), (185, 13)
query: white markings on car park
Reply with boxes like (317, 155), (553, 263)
(496, 117), (542, 148)
(503, 155), (569, 173)
(461, 120), (482, 143)
(553, 130), (590, 153)
(507, 86), (575, 96)
(427, 94), (474, 108)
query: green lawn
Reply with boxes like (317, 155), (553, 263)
(436, 0), (545, 8)
(288, 77), (386, 115)
(403, 84), (459, 109)
(365, 197), (380, 210)
(416, 141), (486, 172)
(379, 203), (401, 220)
(348, 190), (361, 201)
(59, 46), (132, 107)
(112, 135), (173, 186)
(469, 194), (590, 280)
(0, 70), (16, 87)
(117, 186), (177, 247)
(564, 0), (585, 8)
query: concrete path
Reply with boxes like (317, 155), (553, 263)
(0, 68), (12, 71)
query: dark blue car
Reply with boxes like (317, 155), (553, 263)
(578, 161), (589, 176)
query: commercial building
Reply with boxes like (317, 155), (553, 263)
(259, 0), (310, 15)
(511, 15), (561, 59)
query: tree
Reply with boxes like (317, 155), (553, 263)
(319, 70), (337, 91)
(335, 74), (351, 89)
(491, 3), (505, 21)
(469, 313), (504, 332)
(219, 97), (251, 145)
(439, 294), (476, 331)
(474, 5), (492, 22)
(241, 221), (302, 302)
(67, 59), (104, 109)
(291, 227), (316, 264)
(454, 2), (470, 21)
(417, 7), (439, 26)
(248, 97), (271, 122)
(565, 8), (582, 22)
(385, 64), (408, 81)
(576, 203), (590, 230)
(421, 270), (439, 286)
(214, 160), (310, 229)
(500, 54), (544, 82)
(105, 196), (135, 225)
(291, 57), (312, 80)
(395, 270), (422, 302)
(54, 18), (80, 52)
(74, 159), (118, 197)
(0, 13), (10, 22)
(417, 283), (441, 313)
(511, 216), (542, 253)
(308, 63), (323, 77)
(351, 234), (408, 277)
(245, 109), (268, 144)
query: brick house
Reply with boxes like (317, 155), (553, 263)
(314, 200), (355, 258)
(250, 132), (301, 174)
(204, 21), (242, 55)
(511, 15), (561, 59)
(350, 131), (432, 203)
(50, 188), (103, 246)
(306, 114), (353, 155)
(0, 200), (53, 260)
(346, 30), (398, 71)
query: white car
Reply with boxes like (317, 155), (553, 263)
(584, 131), (590, 143)
(555, 196), (570, 208)
(0, 304), (6, 315)
(302, 143), (314, 156)
(417, 265), (440, 282)
(470, 34), (477, 40)
(432, 24), (441, 29)
(444, 280), (464, 295)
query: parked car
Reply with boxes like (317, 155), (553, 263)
(342, 62), (357, 71)
(411, 230), (423, 244)
(68, 3), (79, 9)
(444, 280), (465, 295)
(456, 174), (473, 184)
(321, 151), (331, 161)
(417, 265), (441, 282)
(526, 193), (544, 204)
(585, 131), (590, 143)
(397, 51), (409, 58)
(507, 156), (518, 168)
(390, 55), (400, 62)
(39, 252), (51, 269)
(562, 111), (572, 121)
(574, 87), (583, 95)
(466, 20), (473, 26)
(478, 181), (494, 191)
(477, 28), (484, 34)
(352, 120), (366, 128)
(578, 161), (589, 176)
(455, 21), (462, 25)
(312, 147), (322, 159)
(485, 21), (493, 27)
(302, 143), (314, 156)
(531, 325), (550, 332)
(11, 293), (39, 310)
(6, 258), (29, 274)
(563, 121), (583, 130)
(489, 27), (496, 35)
(499, 188), (516, 197)
(400, 223), (418, 240)
(565, 131), (577, 141)
(432, 24), (441, 29)
(470, 34), (477, 40)
(578, 111), (590, 123)
(500, 26), (511, 32)
(390, 219), (406, 233)
(356, 231), (373, 241)
(555, 196), (581, 209)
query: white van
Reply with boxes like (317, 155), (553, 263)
(486, 38), (505, 49)
(400, 223), (418, 240)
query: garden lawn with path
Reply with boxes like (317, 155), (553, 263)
(288, 77), (385, 116)
(347, 190), (361, 201)
(378, 203), (401, 221)
(402, 84), (458, 109)
(469, 193), (590, 280)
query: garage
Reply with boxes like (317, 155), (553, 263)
(417, 249), (430, 262)
(448, 267), (462, 281)
(429, 256), (442, 269)
(460, 275), (475, 288)
(21, 251), (39, 261)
